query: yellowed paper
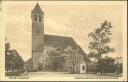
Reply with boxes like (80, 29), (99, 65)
(0, 1), (127, 81)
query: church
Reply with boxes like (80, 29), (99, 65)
(26, 3), (87, 73)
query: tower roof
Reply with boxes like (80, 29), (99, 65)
(32, 2), (44, 14)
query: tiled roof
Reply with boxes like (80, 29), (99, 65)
(44, 34), (79, 50)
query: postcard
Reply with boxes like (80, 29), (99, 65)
(0, 0), (127, 81)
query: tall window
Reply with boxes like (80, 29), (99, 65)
(34, 15), (37, 21)
(39, 15), (41, 22)
(82, 66), (85, 70)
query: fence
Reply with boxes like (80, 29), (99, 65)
(87, 64), (122, 74)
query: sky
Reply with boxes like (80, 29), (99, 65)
(3, 1), (124, 61)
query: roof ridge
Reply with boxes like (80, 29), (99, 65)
(44, 34), (73, 39)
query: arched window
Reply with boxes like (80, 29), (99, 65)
(34, 15), (37, 21)
(39, 15), (41, 22)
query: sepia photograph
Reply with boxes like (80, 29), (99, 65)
(0, 0), (127, 81)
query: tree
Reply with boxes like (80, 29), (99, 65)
(88, 21), (115, 74)
(88, 21), (115, 61)
(12, 50), (24, 70)
(5, 39), (24, 71)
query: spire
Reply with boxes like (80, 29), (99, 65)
(35, 2), (40, 9)
(32, 2), (43, 14)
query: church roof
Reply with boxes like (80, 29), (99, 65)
(44, 34), (87, 56)
(26, 58), (32, 63)
(44, 34), (79, 50)
(32, 2), (44, 14)
(26, 58), (32, 64)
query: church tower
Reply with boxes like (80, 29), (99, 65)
(31, 3), (44, 70)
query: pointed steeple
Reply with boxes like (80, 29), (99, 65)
(32, 2), (44, 14)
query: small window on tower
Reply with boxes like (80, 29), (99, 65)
(39, 15), (41, 22)
(34, 15), (37, 21)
